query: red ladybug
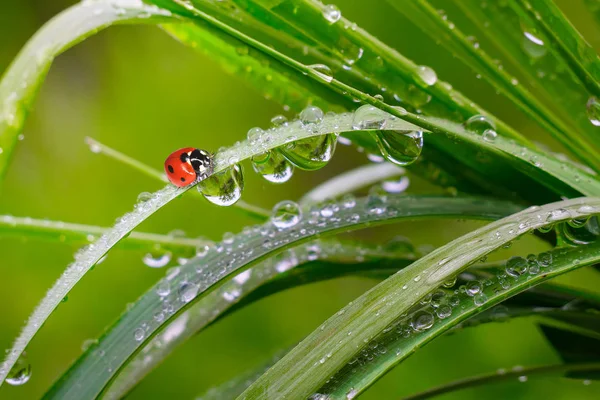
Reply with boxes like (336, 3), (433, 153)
(164, 147), (213, 187)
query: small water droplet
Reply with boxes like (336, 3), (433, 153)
(308, 64), (333, 83)
(322, 4), (341, 23)
(179, 282), (199, 303)
(352, 104), (389, 130)
(505, 256), (528, 278)
(587, 97), (600, 126)
(134, 328), (145, 342)
(416, 65), (437, 86)
(411, 311), (434, 331)
(464, 114), (496, 135)
(299, 105), (324, 125)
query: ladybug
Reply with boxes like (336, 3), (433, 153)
(164, 147), (213, 187)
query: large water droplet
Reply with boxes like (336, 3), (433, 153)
(299, 106), (324, 125)
(411, 311), (434, 331)
(5, 353), (31, 386)
(586, 97), (600, 126)
(371, 130), (423, 166)
(198, 164), (244, 206)
(252, 150), (294, 183)
(464, 114), (496, 135)
(416, 65), (437, 86)
(505, 256), (528, 278)
(352, 104), (389, 130)
(271, 200), (302, 229)
(280, 134), (337, 170)
(322, 4), (341, 23)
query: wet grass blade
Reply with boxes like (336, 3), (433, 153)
(240, 198), (600, 398)
(43, 195), (520, 399)
(0, 110), (422, 388)
(105, 240), (413, 398)
(386, 0), (600, 172)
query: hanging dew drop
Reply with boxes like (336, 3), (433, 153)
(352, 104), (389, 130)
(142, 250), (172, 268)
(308, 64), (334, 83)
(280, 134), (337, 170)
(198, 164), (244, 206)
(271, 200), (302, 229)
(252, 150), (294, 183)
(586, 97), (600, 126)
(371, 130), (423, 166)
(5, 353), (31, 386)
(322, 4), (341, 23)
(416, 65), (437, 86)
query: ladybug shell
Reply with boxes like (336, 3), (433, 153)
(164, 147), (197, 187)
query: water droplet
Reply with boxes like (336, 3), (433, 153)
(322, 4), (341, 23)
(134, 328), (145, 342)
(346, 388), (358, 399)
(142, 250), (172, 268)
(442, 276), (457, 288)
(366, 185), (387, 215)
(198, 164), (244, 206)
(179, 282), (199, 303)
(271, 115), (288, 127)
(252, 150), (294, 183)
(309, 64), (334, 83)
(5, 353), (31, 386)
(518, 375), (528, 382)
(299, 105), (324, 125)
(416, 65), (437, 86)
(522, 28), (546, 58)
(436, 305), (452, 319)
(247, 127), (263, 145)
(464, 114), (496, 135)
(505, 256), (528, 278)
(341, 193), (356, 209)
(280, 134), (337, 170)
(271, 200), (302, 229)
(587, 97), (600, 126)
(538, 251), (552, 267)
(466, 281), (481, 296)
(482, 129), (497, 142)
(371, 130), (423, 166)
(411, 311), (434, 331)
(352, 105), (389, 130)
(473, 293), (487, 306)
(156, 279), (170, 297)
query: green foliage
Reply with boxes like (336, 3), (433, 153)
(1, 0), (600, 399)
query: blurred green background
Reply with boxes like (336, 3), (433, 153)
(1, 0), (599, 399)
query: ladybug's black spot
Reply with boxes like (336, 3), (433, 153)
(180, 152), (190, 163)
(167, 165), (174, 173)
(180, 177), (186, 182)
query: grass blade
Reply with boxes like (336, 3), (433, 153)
(0, 110), (424, 389)
(241, 198), (600, 398)
(44, 195), (520, 399)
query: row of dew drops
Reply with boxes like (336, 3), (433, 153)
(311, 215), (600, 399)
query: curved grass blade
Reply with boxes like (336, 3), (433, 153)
(0, 111), (423, 388)
(0, 215), (211, 253)
(85, 137), (270, 219)
(320, 243), (600, 397)
(386, 0), (600, 172)
(44, 195), (521, 399)
(299, 163), (405, 205)
(241, 198), (600, 398)
(401, 361), (600, 400)
(0, 0), (174, 181)
(104, 239), (413, 399)
(516, 0), (600, 99)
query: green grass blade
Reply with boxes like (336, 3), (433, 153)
(299, 163), (405, 204)
(517, 0), (600, 99)
(401, 361), (600, 400)
(0, 110), (423, 389)
(240, 198), (600, 399)
(386, 0), (600, 172)
(44, 195), (520, 399)
(105, 239), (412, 398)
(0, 0), (173, 182)
(320, 244), (600, 397)
(0, 215), (210, 253)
